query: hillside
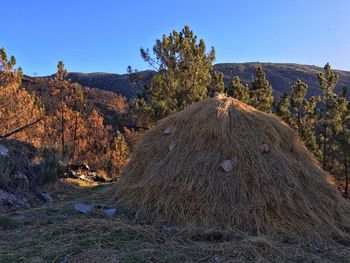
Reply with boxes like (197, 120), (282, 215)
(65, 71), (155, 100)
(49, 63), (350, 100)
(214, 62), (350, 98)
(22, 76), (128, 127)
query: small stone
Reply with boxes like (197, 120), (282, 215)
(74, 203), (94, 214)
(220, 160), (233, 172)
(0, 144), (9, 156)
(163, 127), (172, 135)
(260, 144), (270, 153)
(162, 225), (178, 234)
(104, 208), (117, 217)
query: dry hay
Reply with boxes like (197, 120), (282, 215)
(107, 95), (350, 238)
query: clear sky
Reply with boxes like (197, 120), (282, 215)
(2, 0), (350, 76)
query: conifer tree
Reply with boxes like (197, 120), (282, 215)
(317, 63), (339, 170)
(50, 61), (86, 158)
(57, 61), (67, 80)
(109, 131), (128, 175)
(333, 87), (349, 196)
(79, 108), (110, 165)
(135, 25), (216, 122)
(250, 67), (274, 113)
(290, 79), (309, 136)
(51, 61), (69, 157)
(303, 96), (321, 157)
(276, 79), (321, 158)
(276, 93), (291, 123)
(208, 70), (224, 97)
(226, 76), (250, 103)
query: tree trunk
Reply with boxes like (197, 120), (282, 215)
(322, 94), (330, 171)
(297, 108), (301, 136)
(330, 145), (335, 170)
(61, 100), (65, 158)
(72, 113), (79, 160)
(0, 117), (43, 139)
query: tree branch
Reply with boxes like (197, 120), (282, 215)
(0, 117), (44, 139)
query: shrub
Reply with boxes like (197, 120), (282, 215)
(34, 147), (66, 185)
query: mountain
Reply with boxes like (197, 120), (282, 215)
(33, 63), (350, 100)
(65, 70), (155, 100)
(213, 63), (350, 99)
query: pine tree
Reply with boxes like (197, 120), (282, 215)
(226, 76), (250, 103)
(135, 25), (216, 122)
(50, 61), (86, 158)
(208, 70), (225, 97)
(276, 78), (321, 159)
(333, 87), (350, 196)
(303, 96), (321, 157)
(276, 93), (291, 123)
(250, 67), (274, 113)
(51, 61), (69, 157)
(79, 108), (110, 166)
(109, 131), (128, 175)
(290, 79), (308, 136)
(317, 63), (339, 170)
(67, 82), (85, 160)
(57, 61), (67, 80)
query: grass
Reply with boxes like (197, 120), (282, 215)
(1, 180), (350, 263)
(0, 216), (22, 230)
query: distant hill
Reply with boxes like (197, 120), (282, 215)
(21, 76), (128, 127)
(65, 71), (155, 100)
(33, 63), (350, 100)
(213, 63), (350, 99)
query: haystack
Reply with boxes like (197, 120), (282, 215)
(108, 95), (350, 236)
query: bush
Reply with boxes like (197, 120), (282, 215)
(34, 147), (66, 185)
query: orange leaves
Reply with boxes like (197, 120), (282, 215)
(1, 54), (129, 177)
(0, 62), (43, 138)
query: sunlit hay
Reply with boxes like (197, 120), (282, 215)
(107, 95), (350, 238)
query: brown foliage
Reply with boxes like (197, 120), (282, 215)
(0, 54), (43, 138)
(3, 61), (129, 178)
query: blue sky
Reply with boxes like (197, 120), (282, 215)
(2, 0), (350, 76)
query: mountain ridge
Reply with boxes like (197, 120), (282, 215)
(28, 62), (350, 100)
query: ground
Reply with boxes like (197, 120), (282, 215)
(1, 180), (350, 263)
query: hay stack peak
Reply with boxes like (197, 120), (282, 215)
(108, 95), (350, 235)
